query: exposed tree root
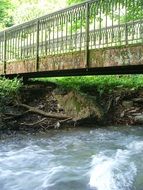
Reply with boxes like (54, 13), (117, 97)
(59, 118), (73, 124)
(20, 118), (47, 126)
(18, 103), (71, 120)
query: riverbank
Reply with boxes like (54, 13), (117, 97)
(0, 76), (143, 134)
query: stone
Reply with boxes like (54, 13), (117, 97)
(120, 111), (125, 118)
(131, 112), (142, 116)
(122, 101), (133, 108)
(134, 115), (143, 124)
(133, 98), (143, 103)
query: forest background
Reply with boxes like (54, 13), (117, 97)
(0, 0), (84, 30)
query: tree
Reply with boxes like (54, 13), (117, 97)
(67, 0), (84, 5)
(0, 0), (13, 29)
(11, 0), (67, 25)
(67, 0), (143, 22)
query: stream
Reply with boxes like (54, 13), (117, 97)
(0, 126), (143, 190)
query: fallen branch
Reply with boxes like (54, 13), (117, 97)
(59, 118), (72, 124)
(18, 103), (70, 120)
(21, 118), (47, 126)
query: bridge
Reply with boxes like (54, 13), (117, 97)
(0, 0), (143, 78)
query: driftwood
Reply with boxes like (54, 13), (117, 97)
(18, 103), (70, 120)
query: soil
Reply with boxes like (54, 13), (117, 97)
(1, 80), (143, 135)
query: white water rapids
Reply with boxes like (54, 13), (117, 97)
(0, 126), (143, 190)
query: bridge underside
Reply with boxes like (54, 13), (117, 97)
(2, 44), (143, 79)
(3, 65), (143, 79)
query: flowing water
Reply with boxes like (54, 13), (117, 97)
(0, 126), (143, 190)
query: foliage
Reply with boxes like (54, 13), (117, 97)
(67, 0), (143, 23)
(11, 0), (67, 25)
(67, 0), (84, 5)
(0, 0), (142, 29)
(108, 0), (143, 23)
(39, 75), (143, 93)
(0, 78), (22, 109)
(0, 0), (67, 28)
(0, 0), (13, 29)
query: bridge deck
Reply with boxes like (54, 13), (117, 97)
(0, 0), (143, 78)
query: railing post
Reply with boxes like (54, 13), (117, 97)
(125, 24), (128, 45)
(125, 0), (128, 45)
(85, 2), (90, 68)
(4, 31), (7, 75)
(36, 19), (40, 71)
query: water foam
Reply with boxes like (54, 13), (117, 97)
(88, 141), (142, 190)
(89, 155), (117, 190)
(127, 141), (143, 152)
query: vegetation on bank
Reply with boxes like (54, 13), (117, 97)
(1, 75), (143, 103)
(0, 78), (22, 109)
(0, 75), (143, 129)
(37, 75), (143, 93)
(1, 75), (143, 97)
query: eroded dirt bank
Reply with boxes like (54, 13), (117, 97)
(1, 81), (143, 134)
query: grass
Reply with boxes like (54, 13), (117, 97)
(35, 75), (143, 93)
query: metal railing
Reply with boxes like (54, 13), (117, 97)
(0, 0), (143, 74)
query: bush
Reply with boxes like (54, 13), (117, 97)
(0, 77), (22, 109)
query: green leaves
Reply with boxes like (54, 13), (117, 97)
(0, 0), (13, 29)
(11, 0), (67, 25)
(45, 75), (143, 93)
(67, 0), (143, 23)
(67, 0), (84, 6)
(0, 78), (22, 108)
